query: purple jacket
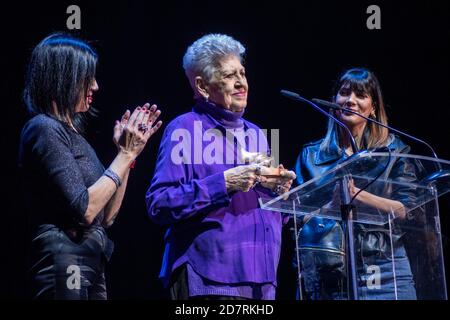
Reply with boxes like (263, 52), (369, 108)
(146, 100), (282, 288)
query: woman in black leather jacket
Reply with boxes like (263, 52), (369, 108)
(294, 68), (419, 300)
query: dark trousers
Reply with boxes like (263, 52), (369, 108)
(169, 265), (248, 300)
(29, 225), (113, 300)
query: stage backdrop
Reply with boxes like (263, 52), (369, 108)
(2, 0), (449, 299)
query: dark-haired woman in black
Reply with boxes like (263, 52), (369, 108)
(295, 68), (418, 300)
(18, 33), (162, 299)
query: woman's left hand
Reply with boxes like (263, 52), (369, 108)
(113, 103), (162, 152)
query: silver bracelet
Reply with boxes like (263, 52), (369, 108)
(103, 168), (122, 189)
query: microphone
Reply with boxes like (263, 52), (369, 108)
(311, 98), (342, 111)
(312, 98), (440, 158)
(281, 90), (358, 154)
(312, 98), (445, 175)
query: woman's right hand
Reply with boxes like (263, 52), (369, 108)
(224, 164), (261, 193)
(114, 103), (162, 159)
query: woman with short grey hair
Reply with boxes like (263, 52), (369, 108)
(146, 33), (295, 300)
(182, 33), (245, 97)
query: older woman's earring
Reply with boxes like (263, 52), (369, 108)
(204, 94), (209, 102)
(370, 111), (376, 118)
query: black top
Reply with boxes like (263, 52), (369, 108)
(18, 114), (105, 234)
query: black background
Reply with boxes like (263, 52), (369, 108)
(1, 0), (449, 300)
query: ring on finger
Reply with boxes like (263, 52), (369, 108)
(274, 185), (283, 194)
(137, 123), (148, 133)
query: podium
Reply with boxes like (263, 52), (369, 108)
(259, 151), (449, 300)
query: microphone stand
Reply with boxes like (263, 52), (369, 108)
(281, 90), (360, 300)
(281, 90), (359, 154)
(311, 98), (447, 183)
